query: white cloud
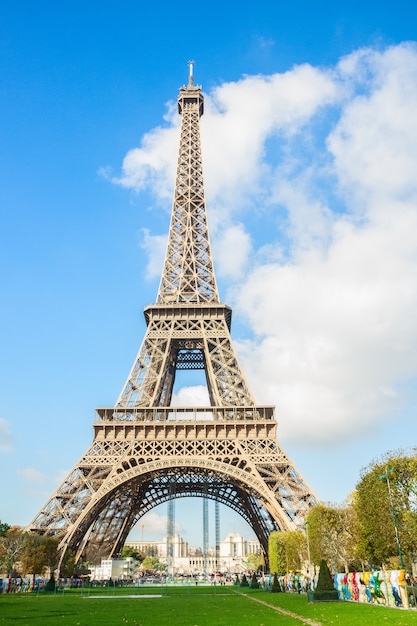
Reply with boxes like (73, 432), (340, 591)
(233, 43), (417, 446)
(329, 43), (417, 211)
(17, 467), (47, 483)
(213, 223), (252, 280)
(112, 43), (417, 449)
(0, 418), (12, 452)
(128, 509), (181, 541)
(139, 228), (167, 281)
(171, 385), (210, 407)
(201, 65), (338, 218)
(113, 123), (179, 201)
(234, 215), (417, 445)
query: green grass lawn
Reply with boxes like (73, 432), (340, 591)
(1, 586), (417, 626)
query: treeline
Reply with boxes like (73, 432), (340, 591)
(0, 525), (76, 578)
(0, 528), (151, 578)
(269, 450), (417, 573)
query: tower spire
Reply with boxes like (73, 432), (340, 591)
(157, 61), (217, 304)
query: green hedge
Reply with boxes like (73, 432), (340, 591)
(308, 589), (339, 603)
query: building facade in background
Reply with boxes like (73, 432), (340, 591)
(89, 532), (262, 579)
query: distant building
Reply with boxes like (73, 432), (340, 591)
(127, 533), (188, 560)
(125, 531), (260, 575)
(89, 532), (261, 580)
(89, 556), (138, 581)
(219, 532), (261, 572)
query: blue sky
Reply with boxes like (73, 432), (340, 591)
(1, 1), (417, 550)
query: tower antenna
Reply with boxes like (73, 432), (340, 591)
(188, 59), (195, 86)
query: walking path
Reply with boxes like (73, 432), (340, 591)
(239, 592), (322, 626)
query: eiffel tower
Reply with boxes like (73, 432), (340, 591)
(26, 63), (318, 565)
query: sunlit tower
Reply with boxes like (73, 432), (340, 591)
(26, 63), (318, 568)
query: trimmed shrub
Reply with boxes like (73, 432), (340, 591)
(45, 575), (56, 592)
(308, 560), (338, 603)
(250, 572), (259, 589)
(271, 573), (282, 593)
(240, 573), (249, 587)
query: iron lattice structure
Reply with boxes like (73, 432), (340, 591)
(26, 65), (318, 565)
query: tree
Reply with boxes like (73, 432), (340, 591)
(268, 531), (286, 574)
(268, 530), (307, 574)
(246, 551), (264, 572)
(121, 545), (143, 563)
(284, 530), (307, 571)
(306, 501), (359, 573)
(0, 520), (10, 537)
(73, 562), (92, 578)
(60, 548), (76, 578)
(355, 450), (417, 569)
(21, 534), (59, 577)
(140, 556), (165, 572)
(249, 571), (259, 588)
(0, 528), (26, 576)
